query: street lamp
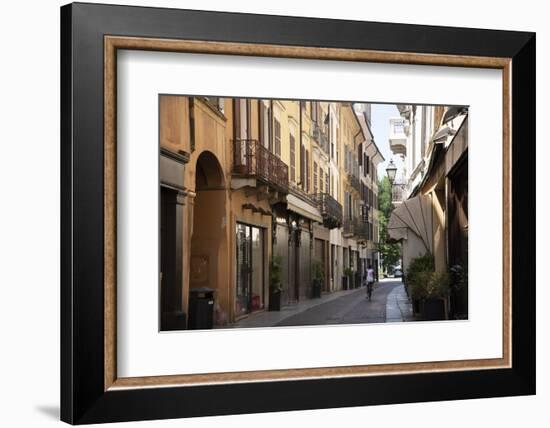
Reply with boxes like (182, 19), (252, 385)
(386, 159), (397, 184)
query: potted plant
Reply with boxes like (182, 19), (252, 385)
(406, 253), (451, 320)
(406, 253), (435, 315)
(343, 266), (354, 290)
(311, 259), (324, 298)
(269, 255), (283, 311)
(421, 271), (451, 320)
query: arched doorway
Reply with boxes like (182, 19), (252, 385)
(189, 151), (228, 326)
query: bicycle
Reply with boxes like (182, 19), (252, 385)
(367, 281), (374, 301)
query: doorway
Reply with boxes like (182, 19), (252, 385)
(235, 223), (265, 316)
(160, 186), (184, 330)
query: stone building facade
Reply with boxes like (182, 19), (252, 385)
(159, 96), (384, 327)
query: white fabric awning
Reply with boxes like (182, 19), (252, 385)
(286, 194), (323, 223)
(387, 194), (433, 254)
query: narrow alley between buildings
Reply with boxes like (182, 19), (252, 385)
(230, 279), (412, 329)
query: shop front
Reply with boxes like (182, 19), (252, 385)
(235, 222), (266, 317)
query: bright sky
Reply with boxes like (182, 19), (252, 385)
(369, 103), (404, 181)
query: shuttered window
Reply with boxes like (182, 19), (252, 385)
(312, 102), (318, 123)
(234, 99), (249, 140)
(344, 191), (349, 219)
(259, 101), (271, 149)
(305, 151), (310, 192)
(313, 161), (318, 194)
(233, 99), (240, 138)
(300, 143), (305, 190)
(344, 147), (349, 173)
(274, 119), (281, 157)
(289, 133), (296, 182)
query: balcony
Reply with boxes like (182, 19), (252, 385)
(348, 173), (361, 193)
(389, 118), (407, 156)
(343, 217), (369, 240)
(391, 182), (407, 204)
(313, 193), (343, 229)
(354, 220), (369, 241)
(232, 139), (289, 192)
(311, 122), (329, 155)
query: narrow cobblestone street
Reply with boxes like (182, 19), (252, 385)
(230, 279), (411, 328)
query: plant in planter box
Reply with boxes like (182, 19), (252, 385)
(311, 259), (324, 298)
(269, 255), (283, 311)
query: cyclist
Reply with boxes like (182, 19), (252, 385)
(366, 264), (375, 301)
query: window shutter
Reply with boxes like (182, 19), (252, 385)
(245, 99), (251, 139)
(234, 99), (241, 138)
(305, 151), (309, 192)
(274, 119), (281, 157)
(259, 101), (264, 146)
(313, 161), (318, 194)
(345, 148), (349, 173)
(300, 144), (306, 189)
(289, 134), (296, 182)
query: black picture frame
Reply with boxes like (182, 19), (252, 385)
(61, 2), (535, 424)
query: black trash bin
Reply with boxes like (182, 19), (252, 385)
(188, 287), (215, 329)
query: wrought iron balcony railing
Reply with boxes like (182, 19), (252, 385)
(343, 217), (369, 240)
(311, 122), (329, 155)
(232, 139), (289, 192)
(354, 220), (370, 240)
(348, 173), (361, 193)
(313, 193), (343, 229)
(391, 181), (408, 203)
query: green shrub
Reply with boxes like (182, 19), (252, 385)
(406, 253), (451, 300)
(406, 253), (434, 300)
(343, 266), (354, 277)
(312, 259), (325, 281)
(424, 271), (451, 299)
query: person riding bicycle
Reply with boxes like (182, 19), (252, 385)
(366, 264), (375, 301)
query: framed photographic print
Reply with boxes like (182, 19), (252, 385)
(60, 2), (536, 424)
